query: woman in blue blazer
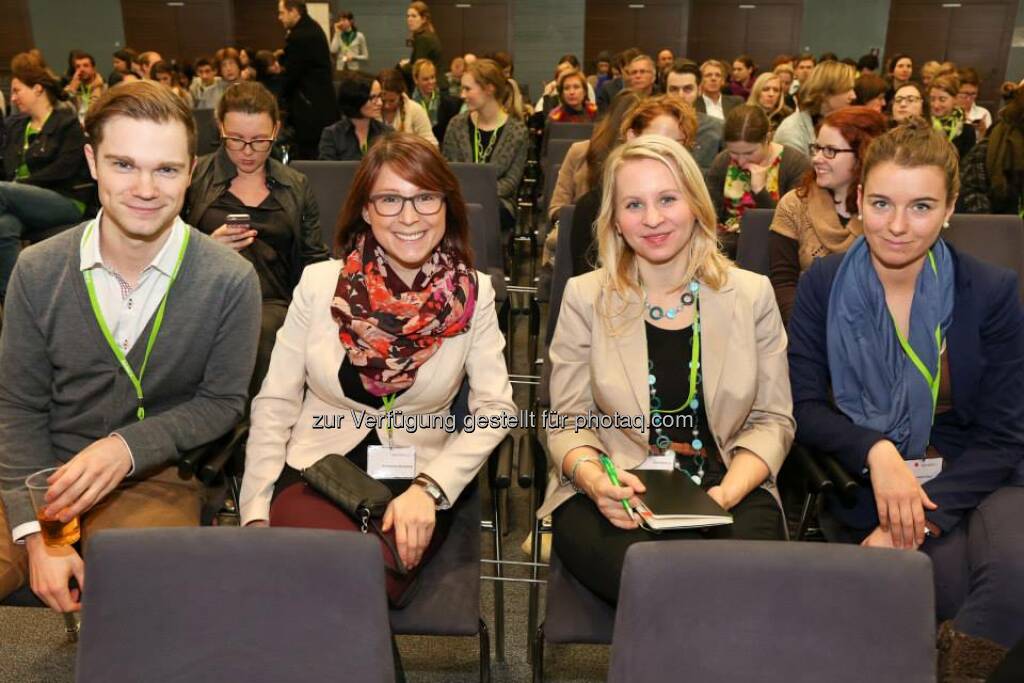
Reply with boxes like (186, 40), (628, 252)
(788, 119), (1024, 677)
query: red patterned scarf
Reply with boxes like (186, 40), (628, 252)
(331, 233), (477, 396)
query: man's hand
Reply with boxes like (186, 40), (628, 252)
(44, 436), (133, 523)
(26, 534), (85, 612)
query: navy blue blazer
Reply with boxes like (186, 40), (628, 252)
(788, 245), (1024, 532)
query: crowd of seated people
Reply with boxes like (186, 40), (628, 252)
(1, 6), (1023, 679)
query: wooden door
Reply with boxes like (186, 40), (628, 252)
(0, 0), (34, 76)
(233, 0), (287, 53)
(884, 0), (1015, 105)
(121, 0), (233, 65)
(688, 0), (802, 71)
(585, 0), (687, 69)
(430, 0), (510, 71)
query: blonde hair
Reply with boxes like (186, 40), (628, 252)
(797, 61), (855, 115)
(747, 72), (785, 118)
(464, 58), (512, 113)
(594, 135), (731, 326)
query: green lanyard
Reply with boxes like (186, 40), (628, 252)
(381, 393), (397, 444)
(82, 222), (190, 421)
(651, 290), (701, 415)
(472, 113), (504, 164)
(889, 250), (943, 417)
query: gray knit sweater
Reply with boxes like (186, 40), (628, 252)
(442, 111), (529, 216)
(0, 223), (261, 529)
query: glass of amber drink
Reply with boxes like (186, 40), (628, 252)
(26, 468), (81, 546)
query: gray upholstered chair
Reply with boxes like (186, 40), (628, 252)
(609, 540), (936, 683)
(75, 527), (394, 683)
(736, 207), (774, 277)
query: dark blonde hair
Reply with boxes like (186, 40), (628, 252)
(930, 74), (960, 100)
(11, 53), (62, 106)
(861, 117), (959, 204)
(407, 1), (436, 35)
(215, 81), (280, 125)
(464, 58), (511, 111)
(85, 79), (196, 157)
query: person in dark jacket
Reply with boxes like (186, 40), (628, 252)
(401, 1), (443, 89)
(788, 121), (1024, 677)
(276, 0), (339, 160)
(185, 81), (328, 395)
(318, 74), (390, 161)
(958, 85), (1024, 214)
(0, 56), (92, 297)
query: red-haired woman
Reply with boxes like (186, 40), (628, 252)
(239, 132), (515, 608)
(769, 106), (888, 322)
(548, 69), (597, 123)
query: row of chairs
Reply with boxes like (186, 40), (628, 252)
(71, 527), (937, 683)
(519, 206), (1024, 680)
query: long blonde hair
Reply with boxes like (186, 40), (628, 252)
(594, 135), (731, 326)
(747, 72), (786, 119)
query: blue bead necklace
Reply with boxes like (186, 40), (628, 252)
(646, 281), (705, 484)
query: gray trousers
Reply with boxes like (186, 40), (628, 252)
(923, 485), (1024, 648)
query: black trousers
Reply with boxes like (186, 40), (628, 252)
(552, 487), (785, 605)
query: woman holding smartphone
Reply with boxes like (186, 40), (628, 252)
(185, 81), (329, 395)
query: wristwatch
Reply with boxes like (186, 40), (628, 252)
(414, 475), (450, 510)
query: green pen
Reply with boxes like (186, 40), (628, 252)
(598, 454), (636, 522)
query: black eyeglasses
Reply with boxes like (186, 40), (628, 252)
(223, 137), (275, 153)
(369, 193), (445, 216)
(893, 95), (923, 105)
(809, 143), (856, 160)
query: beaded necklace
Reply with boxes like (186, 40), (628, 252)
(645, 281), (705, 483)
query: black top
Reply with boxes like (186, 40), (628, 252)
(645, 323), (715, 447)
(468, 118), (505, 163)
(196, 190), (293, 302)
(280, 13), (340, 145)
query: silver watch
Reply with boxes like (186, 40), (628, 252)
(414, 476), (449, 509)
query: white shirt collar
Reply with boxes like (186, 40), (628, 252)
(80, 210), (187, 278)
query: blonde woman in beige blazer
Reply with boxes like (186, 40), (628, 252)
(240, 135), (514, 605)
(538, 134), (794, 603)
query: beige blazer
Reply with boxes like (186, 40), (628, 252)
(548, 139), (591, 221)
(537, 267), (795, 519)
(240, 260), (516, 525)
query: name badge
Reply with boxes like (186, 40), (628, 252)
(367, 445), (416, 479)
(635, 451), (675, 471)
(906, 458), (943, 485)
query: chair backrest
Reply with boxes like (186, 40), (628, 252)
(193, 108), (221, 157)
(76, 528), (394, 683)
(290, 160), (361, 250)
(547, 204), (576, 346)
(609, 541), (936, 683)
(449, 162), (503, 271)
(542, 137), (577, 169)
(735, 208), (774, 277)
(465, 203), (492, 271)
(541, 163), (562, 214)
(946, 213), (1024, 300)
(546, 121), (594, 142)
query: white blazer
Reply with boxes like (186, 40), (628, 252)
(239, 260), (516, 525)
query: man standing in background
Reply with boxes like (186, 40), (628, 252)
(277, 0), (339, 160)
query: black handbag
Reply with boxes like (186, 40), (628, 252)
(301, 453), (408, 576)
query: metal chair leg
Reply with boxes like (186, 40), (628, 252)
(478, 618), (491, 683)
(491, 486), (505, 663)
(796, 492), (818, 541)
(532, 623), (546, 683)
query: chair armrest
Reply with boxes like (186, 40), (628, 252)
(198, 422), (249, 486)
(488, 433), (515, 490)
(820, 452), (860, 506)
(790, 442), (834, 495)
(517, 433), (535, 489)
(177, 421), (245, 481)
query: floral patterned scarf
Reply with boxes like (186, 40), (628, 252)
(331, 233), (478, 396)
(933, 108), (965, 143)
(720, 148), (783, 233)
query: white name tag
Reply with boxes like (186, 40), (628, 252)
(635, 452), (675, 471)
(367, 445), (416, 479)
(906, 458), (943, 485)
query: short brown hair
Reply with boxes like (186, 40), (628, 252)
(620, 95), (698, 149)
(723, 105), (771, 144)
(10, 53), (61, 106)
(85, 80), (196, 158)
(335, 132), (472, 265)
(862, 116), (959, 203)
(957, 67), (980, 87)
(216, 81), (280, 125)
(854, 73), (888, 105)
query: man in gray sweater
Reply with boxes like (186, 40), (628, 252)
(0, 81), (261, 610)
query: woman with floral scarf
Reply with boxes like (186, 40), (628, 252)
(240, 133), (516, 614)
(706, 105), (809, 259)
(930, 74), (976, 160)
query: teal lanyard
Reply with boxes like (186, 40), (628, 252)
(82, 223), (190, 421)
(651, 291), (701, 415)
(889, 250), (943, 417)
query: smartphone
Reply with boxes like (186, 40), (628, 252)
(225, 213), (251, 230)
